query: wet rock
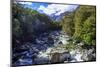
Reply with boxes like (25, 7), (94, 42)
(50, 52), (71, 63)
(81, 48), (96, 61)
(58, 41), (63, 44)
(16, 58), (33, 65)
(60, 52), (71, 61)
(33, 57), (49, 64)
(14, 48), (28, 53)
(50, 52), (62, 63)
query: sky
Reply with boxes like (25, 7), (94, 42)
(17, 1), (79, 16)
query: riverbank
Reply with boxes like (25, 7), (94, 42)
(12, 30), (96, 66)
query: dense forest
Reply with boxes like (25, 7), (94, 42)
(12, 3), (96, 66)
(61, 6), (96, 46)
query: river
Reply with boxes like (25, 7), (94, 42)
(13, 30), (96, 66)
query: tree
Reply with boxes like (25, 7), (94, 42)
(60, 12), (75, 36)
(73, 6), (96, 46)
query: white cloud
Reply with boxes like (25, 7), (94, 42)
(38, 4), (56, 15)
(38, 4), (78, 16)
(18, 2), (32, 5)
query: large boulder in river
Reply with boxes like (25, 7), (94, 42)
(50, 52), (71, 63)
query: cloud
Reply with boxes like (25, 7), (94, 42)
(38, 4), (78, 16)
(38, 5), (56, 15)
(18, 2), (32, 5)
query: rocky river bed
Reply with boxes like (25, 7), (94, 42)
(12, 30), (96, 66)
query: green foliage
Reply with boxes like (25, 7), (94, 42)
(73, 6), (96, 46)
(50, 21), (62, 30)
(12, 3), (96, 47)
(65, 42), (76, 51)
(60, 12), (75, 36)
(81, 16), (96, 45)
(12, 18), (22, 38)
(60, 5), (96, 46)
